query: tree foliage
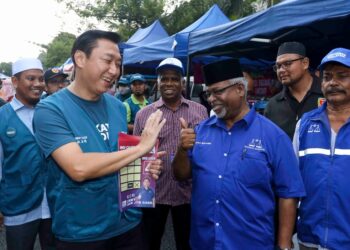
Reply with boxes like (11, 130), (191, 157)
(56, 0), (283, 40)
(39, 32), (76, 69)
(56, 0), (165, 39)
(0, 62), (12, 77)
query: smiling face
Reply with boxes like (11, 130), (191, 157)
(74, 38), (121, 98)
(12, 69), (45, 106)
(207, 80), (245, 120)
(158, 69), (184, 104)
(322, 63), (350, 107)
(275, 53), (309, 86)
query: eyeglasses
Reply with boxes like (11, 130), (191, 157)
(273, 57), (304, 72)
(204, 84), (237, 99)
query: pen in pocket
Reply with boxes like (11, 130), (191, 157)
(241, 148), (247, 160)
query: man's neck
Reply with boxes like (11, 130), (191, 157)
(163, 97), (181, 111)
(133, 94), (145, 103)
(225, 103), (250, 129)
(288, 73), (313, 102)
(327, 103), (350, 133)
(68, 81), (100, 101)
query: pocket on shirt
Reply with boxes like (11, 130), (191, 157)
(237, 149), (269, 187)
(54, 181), (112, 239)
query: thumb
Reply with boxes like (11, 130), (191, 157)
(179, 117), (188, 129)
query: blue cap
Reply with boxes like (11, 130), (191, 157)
(130, 73), (145, 83)
(118, 76), (129, 85)
(319, 48), (350, 70)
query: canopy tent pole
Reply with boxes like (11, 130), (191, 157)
(186, 55), (192, 99)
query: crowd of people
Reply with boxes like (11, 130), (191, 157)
(0, 29), (350, 250)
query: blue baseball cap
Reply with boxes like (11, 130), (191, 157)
(118, 76), (129, 85)
(130, 73), (145, 84)
(319, 48), (350, 70)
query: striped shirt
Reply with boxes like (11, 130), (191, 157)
(133, 97), (208, 206)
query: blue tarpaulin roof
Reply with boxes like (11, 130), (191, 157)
(188, 0), (350, 67)
(120, 20), (169, 49)
(123, 4), (230, 66)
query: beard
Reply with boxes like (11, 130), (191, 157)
(213, 106), (228, 118)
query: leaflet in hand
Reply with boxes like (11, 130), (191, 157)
(118, 132), (157, 211)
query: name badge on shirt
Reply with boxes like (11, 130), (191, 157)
(6, 127), (16, 138)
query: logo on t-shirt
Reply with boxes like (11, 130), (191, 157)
(245, 138), (264, 151)
(96, 123), (109, 141)
(307, 124), (320, 133)
(75, 136), (88, 144)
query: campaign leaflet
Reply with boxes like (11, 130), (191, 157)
(118, 132), (158, 211)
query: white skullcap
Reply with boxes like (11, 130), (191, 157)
(12, 58), (43, 76)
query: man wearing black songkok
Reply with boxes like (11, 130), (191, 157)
(264, 41), (324, 139)
(172, 58), (305, 250)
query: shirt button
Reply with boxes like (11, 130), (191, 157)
(228, 132), (231, 135)
(218, 175), (222, 179)
(224, 153), (227, 157)
(216, 200), (220, 204)
(215, 222), (220, 227)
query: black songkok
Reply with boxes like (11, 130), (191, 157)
(277, 41), (306, 57)
(202, 59), (243, 86)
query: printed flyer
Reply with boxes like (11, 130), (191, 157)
(118, 132), (158, 211)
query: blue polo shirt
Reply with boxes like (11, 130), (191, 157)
(189, 108), (305, 250)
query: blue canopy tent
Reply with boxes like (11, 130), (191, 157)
(122, 4), (230, 74)
(119, 19), (169, 50)
(188, 0), (350, 69)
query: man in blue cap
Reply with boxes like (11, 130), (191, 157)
(172, 58), (305, 250)
(293, 47), (350, 250)
(115, 76), (131, 102)
(0, 58), (54, 250)
(41, 67), (68, 99)
(124, 73), (150, 134)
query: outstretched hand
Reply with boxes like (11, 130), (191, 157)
(139, 109), (166, 153)
(179, 117), (196, 151)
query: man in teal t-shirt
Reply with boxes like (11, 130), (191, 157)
(33, 30), (165, 250)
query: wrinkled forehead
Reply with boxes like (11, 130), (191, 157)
(323, 62), (350, 73)
(158, 68), (182, 78)
(276, 53), (302, 62)
(206, 79), (231, 90)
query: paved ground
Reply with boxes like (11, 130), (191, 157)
(0, 215), (176, 250)
(1, 215), (299, 250)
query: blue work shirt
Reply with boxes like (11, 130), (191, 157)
(189, 108), (305, 250)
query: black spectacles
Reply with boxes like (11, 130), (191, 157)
(273, 57), (304, 72)
(204, 84), (237, 99)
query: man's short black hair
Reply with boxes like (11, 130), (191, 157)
(71, 30), (121, 65)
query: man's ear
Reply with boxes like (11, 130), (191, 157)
(302, 57), (310, 70)
(236, 84), (246, 97)
(74, 50), (86, 69)
(11, 76), (19, 90)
